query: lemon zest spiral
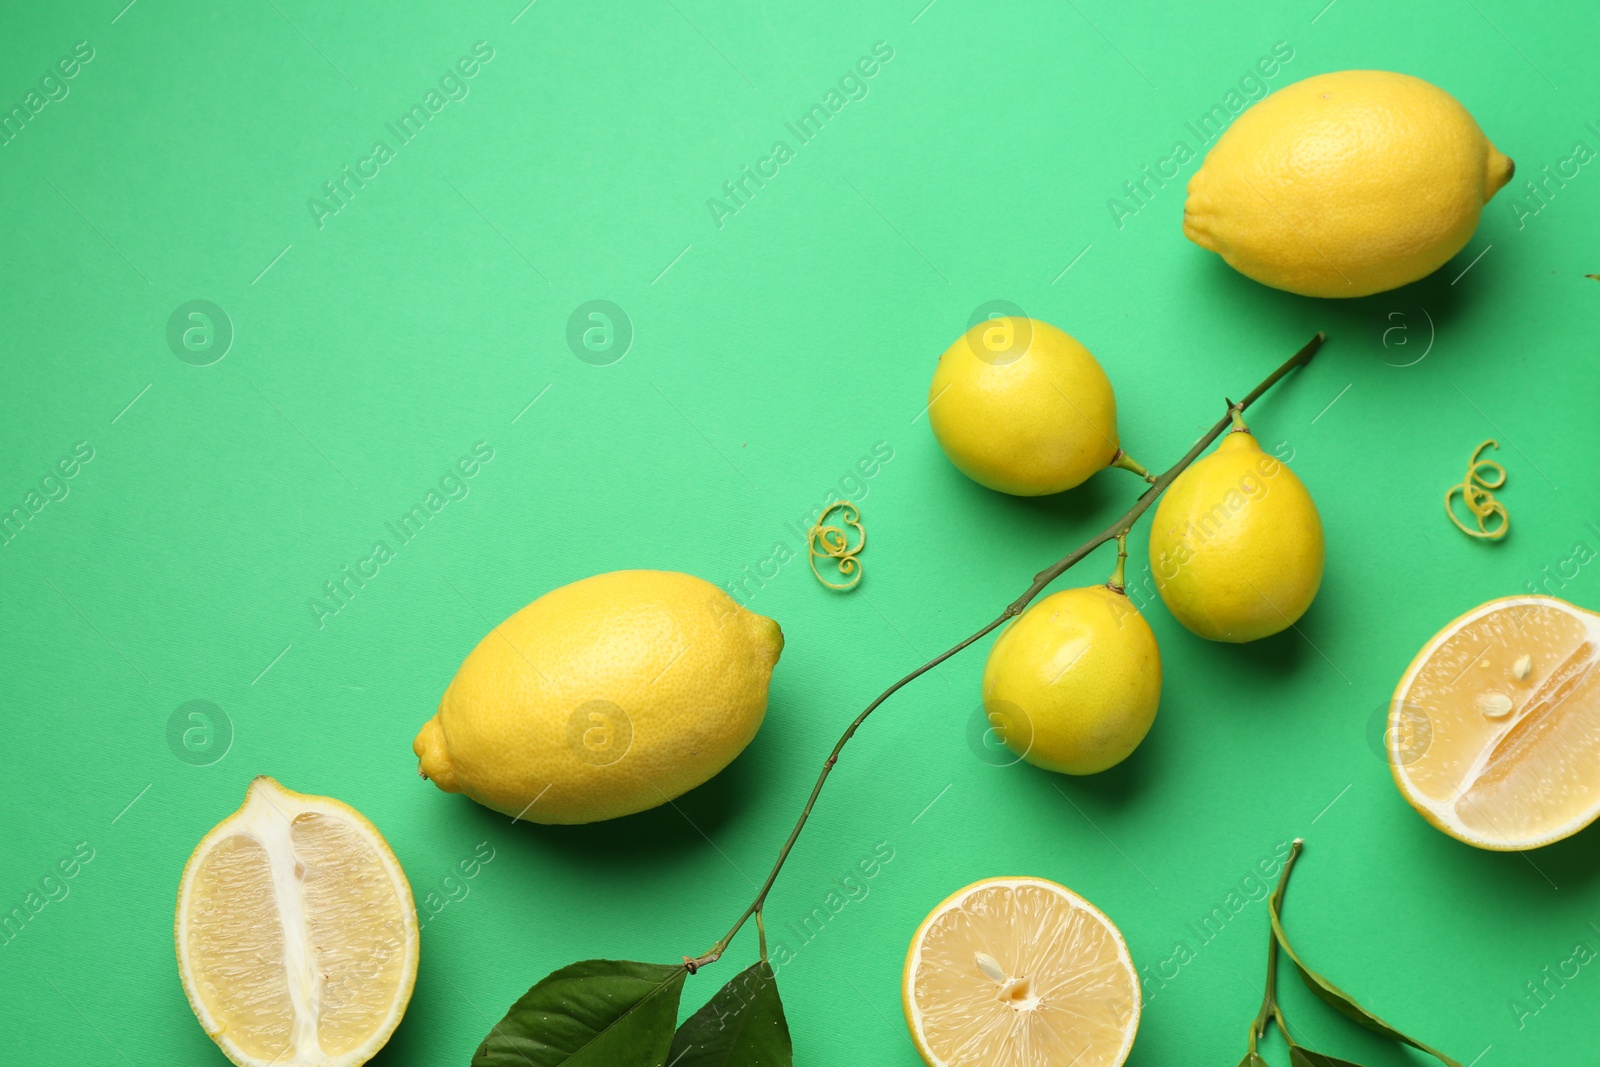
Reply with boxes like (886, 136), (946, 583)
(808, 502), (866, 590)
(1445, 439), (1508, 540)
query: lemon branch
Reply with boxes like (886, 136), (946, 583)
(685, 332), (1325, 975)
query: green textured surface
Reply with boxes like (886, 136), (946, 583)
(3, 0), (1598, 1063)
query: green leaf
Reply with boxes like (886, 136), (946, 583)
(1288, 1045), (1367, 1067)
(1237, 1054), (1271, 1067)
(668, 961), (792, 1066)
(472, 959), (687, 1067)
(1269, 891), (1460, 1067)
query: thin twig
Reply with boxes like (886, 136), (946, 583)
(685, 333), (1326, 973)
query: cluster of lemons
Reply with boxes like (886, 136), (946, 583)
(930, 315), (1325, 777)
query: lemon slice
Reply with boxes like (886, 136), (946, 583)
(902, 876), (1140, 1067)
(175, 777), (419, 1066)
(1391, 595), (1600, 850)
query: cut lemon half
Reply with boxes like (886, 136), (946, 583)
(902, 876), (1139, 1067)
(1391, 595), (1600, 850)
(175, 777), (419, 1067)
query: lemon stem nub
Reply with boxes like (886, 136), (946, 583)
(1229, 405), (1249, 433)
(1110, 450), (1156, 483)
(1108, 532), (1128, 594)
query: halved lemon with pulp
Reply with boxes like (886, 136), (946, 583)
(902, 876), (1139, 1067)
(175, 777), (419, 1066)
(1391, 595), (1600, 850)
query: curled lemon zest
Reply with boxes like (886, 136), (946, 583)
(1445, 439), (1508, 540)
(808, 502), (865, 590)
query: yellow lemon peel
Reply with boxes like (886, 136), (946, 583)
(1445, 439), (1508, 540)
(808, 501), (865, 590)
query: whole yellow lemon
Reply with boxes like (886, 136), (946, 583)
(413, 570), (782, 824)
(929, 317), (1134, 496)
(1184, 70), (1513, 297)
(981, 577), (1160, 775)
(1148, 423), (1323, 642)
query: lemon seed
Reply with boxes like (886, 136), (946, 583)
(1513, 654), (1531, 681)
(1477, 691), (1513, 718)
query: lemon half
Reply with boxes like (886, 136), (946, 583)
(175, 777), (419, 1067)
(1391, 596), (1600, 850)
(903, 876), (1140, 1067)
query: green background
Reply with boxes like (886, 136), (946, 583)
(3, 0), (1597, 1062)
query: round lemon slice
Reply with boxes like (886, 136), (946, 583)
(902, 876), (1140, 1067)
(1391, 595), (1600, 850)
(175, 777), (419, 1066)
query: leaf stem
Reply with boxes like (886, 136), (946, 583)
(1251, 838), (1304, 1049)
(686, 333), (1325, 974)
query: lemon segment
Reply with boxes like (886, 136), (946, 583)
(1391, 596), (1600, 850)
(903, 877), (1140, 1067)
(175, 777), (418, 1067)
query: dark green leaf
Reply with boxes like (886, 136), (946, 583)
(1269, 892), (1460, 1067)
(1288, 1044), (1366, 1067)
(668, 961), (792, 1067)
(472, 959), (687, 1067)
(1237, 1054), (1271, 1067)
